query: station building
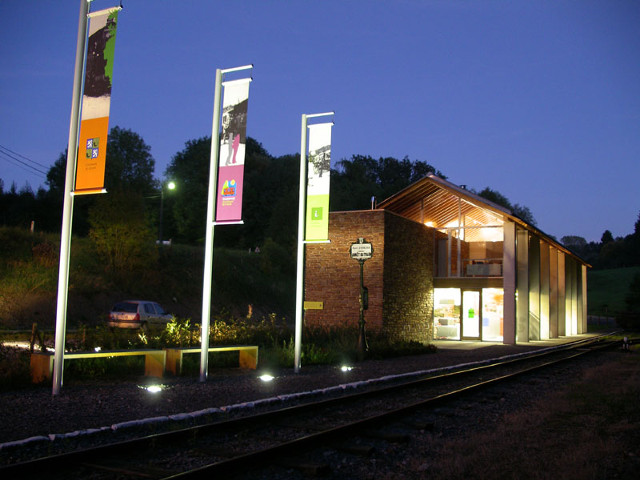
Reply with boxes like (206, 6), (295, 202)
(304, 174), (589, 345)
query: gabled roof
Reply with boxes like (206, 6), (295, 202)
(377, 173), (589, 266)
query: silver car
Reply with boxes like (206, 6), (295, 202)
(108, 300), (173, 329)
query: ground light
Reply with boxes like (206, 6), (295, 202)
(258, 374), (275, 382)
(341, 365), (354, 372)
(139, 384), (166, 394)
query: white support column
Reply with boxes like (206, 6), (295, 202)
(540, 241), (550, 340)
(557, 252), (566, 336)
(502, 221), (516, 345)
(581, 264), (588, 333)
(528, 237), (540, 341)
(516, 228), (529, 342)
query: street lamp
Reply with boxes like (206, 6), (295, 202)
(159, 180), (176, 247)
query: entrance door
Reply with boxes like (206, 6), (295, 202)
(462, 290), (481, 339)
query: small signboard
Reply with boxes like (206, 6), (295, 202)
(304, 301), (324, 310)
(350, 238), (373, 261)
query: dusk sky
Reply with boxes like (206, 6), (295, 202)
(1, 0), (639, 243)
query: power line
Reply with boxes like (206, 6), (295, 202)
(0, 144), (51, 169)
(0, 144), (48, 178)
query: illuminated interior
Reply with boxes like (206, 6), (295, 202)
(482, 288), (504, 341)
(434, 287), (504, 341)
(375, 174), (589, 344)
(434, 288), (461, 339)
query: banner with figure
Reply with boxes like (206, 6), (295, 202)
(75, 7), (120, 194)
(305, 122), (332, 241)
(216, 78), (251, 223)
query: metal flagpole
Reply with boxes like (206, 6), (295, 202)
(200, 68), (223, 382)
(200, 64), (253, 382)
(52, 0), (89, 396)
(294, 112), (334, 373)
(294, 114), (308, 373)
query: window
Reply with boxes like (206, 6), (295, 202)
(434, 288), (460, 339)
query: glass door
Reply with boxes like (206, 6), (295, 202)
(462, 290), (481, 339)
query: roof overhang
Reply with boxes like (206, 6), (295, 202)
(377, 173), (590, 266)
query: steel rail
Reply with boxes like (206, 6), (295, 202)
(164, 339), (619, 478)
(0, 337), (619, 479)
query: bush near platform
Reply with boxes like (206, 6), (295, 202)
(1, 314), (437, 388)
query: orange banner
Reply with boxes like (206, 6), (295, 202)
(73, 8), (119, 194)
(75, 116), (110, 193)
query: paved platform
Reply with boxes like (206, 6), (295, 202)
(431, 333), (605, 351)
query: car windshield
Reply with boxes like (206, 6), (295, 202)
(154, 303), (167, 315)
(113, 302), (138, 313)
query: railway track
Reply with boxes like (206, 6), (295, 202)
(0, 336), (620, 479)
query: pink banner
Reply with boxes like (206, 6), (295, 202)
(216, 78), (250, 223)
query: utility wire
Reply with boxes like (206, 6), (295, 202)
(0, 144), (48, 178)
(0, 144), (50, 169)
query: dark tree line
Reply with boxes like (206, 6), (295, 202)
(561, 215), (640, 270)
(5, 125), (638, 274)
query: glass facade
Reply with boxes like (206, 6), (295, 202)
(434, 288), (460, 340)
(435, 226), (504, 278)
(434, 287), (504, 341)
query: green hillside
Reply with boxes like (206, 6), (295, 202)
(588, 266), (639, 316)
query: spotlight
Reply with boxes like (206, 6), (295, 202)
(259, 374), (275, 382)
(139, 384), (165, 393)
(341, 365), (353, 372)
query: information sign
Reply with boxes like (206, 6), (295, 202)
(350, 238), (373, 261)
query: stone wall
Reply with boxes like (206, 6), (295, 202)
(382, 211), (434, 343)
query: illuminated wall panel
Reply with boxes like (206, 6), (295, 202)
(529, 237), (540, 341)
(516, 227), (529, 342)
(502, 221), (516, 344)
(557, 252), (566, 336)
(549, 246), (559, 338)
(540, 241), (550, 340)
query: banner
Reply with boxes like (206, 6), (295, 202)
(216, 78), (251, 223)
(305, 123), (332, 241)
(75, 8), (120, 194)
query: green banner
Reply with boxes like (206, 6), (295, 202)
(305, 123), (332, 241)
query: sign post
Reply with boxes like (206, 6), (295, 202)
(350, 238), (373, 360)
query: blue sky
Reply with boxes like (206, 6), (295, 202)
(1, 0), (639, 243)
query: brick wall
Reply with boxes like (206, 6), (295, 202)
(305, 210), (385, 331)
(305, 210), (434, 344)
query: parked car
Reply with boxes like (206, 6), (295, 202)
(108, 300), (173, 329)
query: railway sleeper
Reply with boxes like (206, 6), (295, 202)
(361, 428), (410, 443)
(81, 460), (178, 478)
(333, 441), (376, 456)
(276, 456), (331, 476)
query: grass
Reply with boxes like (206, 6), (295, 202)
(588, 266), (640, 316)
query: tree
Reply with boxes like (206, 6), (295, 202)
(476, 187), (537, 226)
(601, 230), (614, 244)
(164, 137), (212, 244)
(164, 136), (295, 248)
(42, 127), (157, 235)
(330, 155), (444, 211)
(561, 236), (587, 248)
(103, 126), (156, 195)
(88, 190), (156, 276)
